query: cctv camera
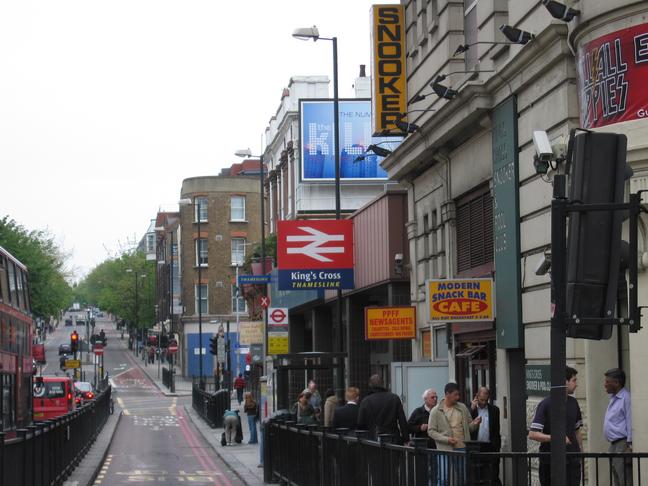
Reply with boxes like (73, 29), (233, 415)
(394, 253), (404, 264)
(533, 131), (554, 162)
(535, 253), (552, 276)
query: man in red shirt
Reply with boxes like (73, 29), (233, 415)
(234, 373), (246, 404)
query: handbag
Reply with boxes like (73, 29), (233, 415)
(220, 432), (227, 446)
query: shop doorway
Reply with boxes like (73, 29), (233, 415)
(455, 336), (496, 403)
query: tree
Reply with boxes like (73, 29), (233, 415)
(0, 216), (73, 318)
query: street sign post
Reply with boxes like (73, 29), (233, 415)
(238, 275), (272, 285)
(93, 344), (104, 356)
(277, 220), (354, 290)
(64, 359), (81, 369)
(168, 343), (178, 354)
(268, 308), (288, 326)
(260, 295), (270, 309)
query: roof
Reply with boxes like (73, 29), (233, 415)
(0, 245), (28, 271)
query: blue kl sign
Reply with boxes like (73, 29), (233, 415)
(238, 275), (271, 285)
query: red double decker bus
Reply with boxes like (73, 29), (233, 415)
(0, 245), (33, 432)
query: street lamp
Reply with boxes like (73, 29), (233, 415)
(293, 25), (345, 398)
(126, 268), (146, 355)
(234, 149), (268, 375)
(179, 197), (206, 390)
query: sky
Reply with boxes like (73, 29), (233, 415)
(0, 0), (394, 280)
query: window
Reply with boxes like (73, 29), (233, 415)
(231, 285), (246, 314)
(433, 326), (448, 360)
(195, 284), (208, 314)
(146, 232), (156, 254)
(195, 239), (208, 266)
(456, 188), (493, 273)
(231, 238), (246, 266)
(421, 329), (432, 359)
(194, 197), (208, 222)
(231, 196), (246, 221)
(464, 0), (478, 70)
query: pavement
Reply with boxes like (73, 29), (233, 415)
(44, 314), (243, 486)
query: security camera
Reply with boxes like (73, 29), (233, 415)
(535, 253), (552, 276)
(394, 253), (404, 264)
(533, 131), (554, 162)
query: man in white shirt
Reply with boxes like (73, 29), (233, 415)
(470, 387), (501, 485)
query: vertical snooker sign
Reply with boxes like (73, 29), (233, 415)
(492, 97), (523, 349)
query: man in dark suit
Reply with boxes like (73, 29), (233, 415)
(407, 388), (437, 447)
(331, 387), (360, 429)
(470, 387), (502, 485)
(357, 374), (408, 444)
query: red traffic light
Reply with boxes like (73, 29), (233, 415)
(245, 353), (252, 365)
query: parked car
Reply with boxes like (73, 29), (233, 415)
(33, 376), (76, 420)
(58, 344), (71, 355)
(74, 381), (96, 405)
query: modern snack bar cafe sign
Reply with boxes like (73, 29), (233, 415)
(426, 278), (494, 322)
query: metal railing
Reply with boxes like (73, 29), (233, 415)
(265, 420), (648, 486)
(192, 386), (229, 428)
(0, 386), (112, 486)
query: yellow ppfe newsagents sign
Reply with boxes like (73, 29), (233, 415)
(427, 278), (494, 322)
(371, 4), (407, 135)
(365, 306), (416, 340)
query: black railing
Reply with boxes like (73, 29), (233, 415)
(192, 386), (229, 428)
(1, 386), (112, 486)
(265, 420), (648, 486)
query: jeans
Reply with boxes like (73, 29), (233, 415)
(437, 449), (466, 486)
(539, 461), (581, 486)
(236, 388), (244, 404)
(247, 415), (258, 443)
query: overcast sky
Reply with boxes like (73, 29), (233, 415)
(0, 0), (394, 279)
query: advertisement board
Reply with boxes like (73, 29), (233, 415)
(426, 278), (494, 322)
(577, 22), (648, 128)
(365, 306), (416, 340)
(371, 4), (407, 135)
(300, 99), (401, 181)
(239, 321), (263, 345)
(268, 332), (289, 355)
(277, 220), (354, 290)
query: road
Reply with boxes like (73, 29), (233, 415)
(42, 315), (243, 486)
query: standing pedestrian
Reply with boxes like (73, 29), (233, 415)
(604, 368), (633, 486)
(223, 409), (238, 445)
(470, 387), (502, 485)
(323, 388), (339, 427)
(357, 374), (408, 444)
(408, 388), (438, 446)
(244, 392), (259, 444)
(292, 391), (317, 425)
(303, 380), (322, 418)
(428, 382), (481, 485)
(332, 387), (360, 430)
(528, 366), (584, 486)
(234, 373), (246, 404)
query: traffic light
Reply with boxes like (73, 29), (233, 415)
(209, 336), (218, 355)
(70, 331), (79, 352)
(566, 132), (630, 339)
(245, 353), (252, 365)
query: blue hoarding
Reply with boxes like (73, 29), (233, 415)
(300, 99), (401, 181)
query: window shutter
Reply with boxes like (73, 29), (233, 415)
(456, 190), (493, 273)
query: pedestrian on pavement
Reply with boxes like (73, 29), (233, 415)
(323, 388), (339, 427)
(470, 387), (502, 485)
(303, 380), (322, 418)
(148, 345), (155, 364)
(357, 374), (409, 444)
(528, 366), (584, 486)
(331, 387), (360, 430)
(408, 388), (438, 447)
(243, 392), (259, 444)
(291, 391), (317, 425)
(234, 373), (246, 404)
(428, 382), (481, 485)
(603, 368), (633, 486)
(223, 409), (239, 445)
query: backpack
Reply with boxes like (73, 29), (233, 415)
(220, 432), (227, 446)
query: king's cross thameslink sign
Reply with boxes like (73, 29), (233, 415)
(277, 220), (354, 290)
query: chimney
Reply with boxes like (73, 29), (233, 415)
(354, 64), (371, 98)
(359, 64), (366, 77)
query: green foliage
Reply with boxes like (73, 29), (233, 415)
(0, 216), (73, 318)
(242, 233), (277, 273)
(75, 251), (155, 329)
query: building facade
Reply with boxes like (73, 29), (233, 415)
(178, 174), (262, 379)
(380, 0), (648, 478)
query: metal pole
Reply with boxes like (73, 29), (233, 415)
(332, 36), (345, 397)
(260, 156), (268, 377)
(168, 229), (174, 388)
(135, 271), (139, 348)
(197, 202), (204, 390)
(550, 176), (567, 486)
(236, 264), (240, 377)
(226, 320), (232, 397)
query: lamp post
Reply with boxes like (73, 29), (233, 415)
(126, 269), (146, 355)
(293, 26), (344, 397)
(234, 150), (267, 370)
(179, 198), (206, 390)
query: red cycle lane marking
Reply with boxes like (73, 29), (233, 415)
(176, 407), (226, 486)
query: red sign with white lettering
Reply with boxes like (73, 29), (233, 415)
(577, 22), (648, 128)
(93, 344), (104, 356)
(277, 220), (354, 270)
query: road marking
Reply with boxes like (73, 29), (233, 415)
(112, 367), (134, 379)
